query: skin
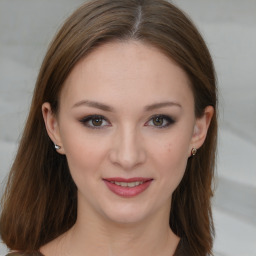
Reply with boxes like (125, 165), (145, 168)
(42, 41), (213, 256)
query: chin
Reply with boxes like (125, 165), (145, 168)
(104, 211), (148, 226)
(100, 200), (158, 226)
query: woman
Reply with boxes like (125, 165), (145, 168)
(0, 0), (217, 255)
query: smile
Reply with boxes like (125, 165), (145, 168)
(103, 177), (153, 197)
(109, 181), (144, 187)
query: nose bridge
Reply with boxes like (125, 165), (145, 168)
(110, 124), (146, 169)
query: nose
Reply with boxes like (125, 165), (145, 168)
(109, 126), (146, 170)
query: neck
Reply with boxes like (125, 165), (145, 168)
(68, 204), (178, 256)
(41, 199), (180, 256)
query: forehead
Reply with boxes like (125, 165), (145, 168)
(60, 40), (193, 109)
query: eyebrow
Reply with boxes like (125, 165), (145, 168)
(144, 101), (182, 111)
(72, 100), (114, 112)
(72, 100), (181, 112)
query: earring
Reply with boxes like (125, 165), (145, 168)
(191, 148), (197, 156)
(54, 144), (61, 150)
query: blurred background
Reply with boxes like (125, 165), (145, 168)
(0, 0), (255, 255)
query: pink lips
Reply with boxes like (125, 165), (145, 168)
(103, 177), (153, 198)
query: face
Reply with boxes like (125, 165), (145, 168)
(43, 41), (212, 225)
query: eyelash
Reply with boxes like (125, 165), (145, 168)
(145, 114), (175, 128)
(79, 114), (175, 129)
(79, 115), (111, 129)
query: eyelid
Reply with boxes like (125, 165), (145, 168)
(79, 114), (175, 129)
(145, 114), (175, 128)
(79, 115), (111, 129)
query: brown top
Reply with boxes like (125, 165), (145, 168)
(6, 253), (44, 256)
(6, 238), (189, 256)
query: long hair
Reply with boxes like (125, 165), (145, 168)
(0, 0), (217, 255)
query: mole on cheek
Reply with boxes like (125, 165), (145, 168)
(166, 143), (173, 153)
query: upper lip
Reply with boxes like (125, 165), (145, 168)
(103, 177), (153, 182)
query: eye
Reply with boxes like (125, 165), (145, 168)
(79, 115), (111, 129)
(145, 115), (175, 128)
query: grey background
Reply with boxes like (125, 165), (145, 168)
(0, 0), (256, 255)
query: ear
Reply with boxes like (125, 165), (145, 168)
(42, 102), (65, 154)
(189, 106), (214, 155)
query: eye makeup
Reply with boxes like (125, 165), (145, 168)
(79, 113), (176, 130)
(145, 114), (176, 128)
(79, 115), (111, 129)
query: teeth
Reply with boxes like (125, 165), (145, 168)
(111, 181), (144, 187)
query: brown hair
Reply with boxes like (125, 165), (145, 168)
(0, 0), (217, 255)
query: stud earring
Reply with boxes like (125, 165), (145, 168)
(191, 148), (197, 156)
(54, 144), (61, 150)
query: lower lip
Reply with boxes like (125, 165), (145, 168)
(104, 180), (152, 198)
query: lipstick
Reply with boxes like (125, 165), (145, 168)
(103, 177), (153, 198)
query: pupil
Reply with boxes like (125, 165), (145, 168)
(153, 117), (163, 126)
(92, 117), (102, 126)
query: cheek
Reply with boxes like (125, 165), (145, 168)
(163, 142), (188, 175)
(149, 133), (191, 189)
(151, 128), (191, 164)
(60, 125), (108, 179)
